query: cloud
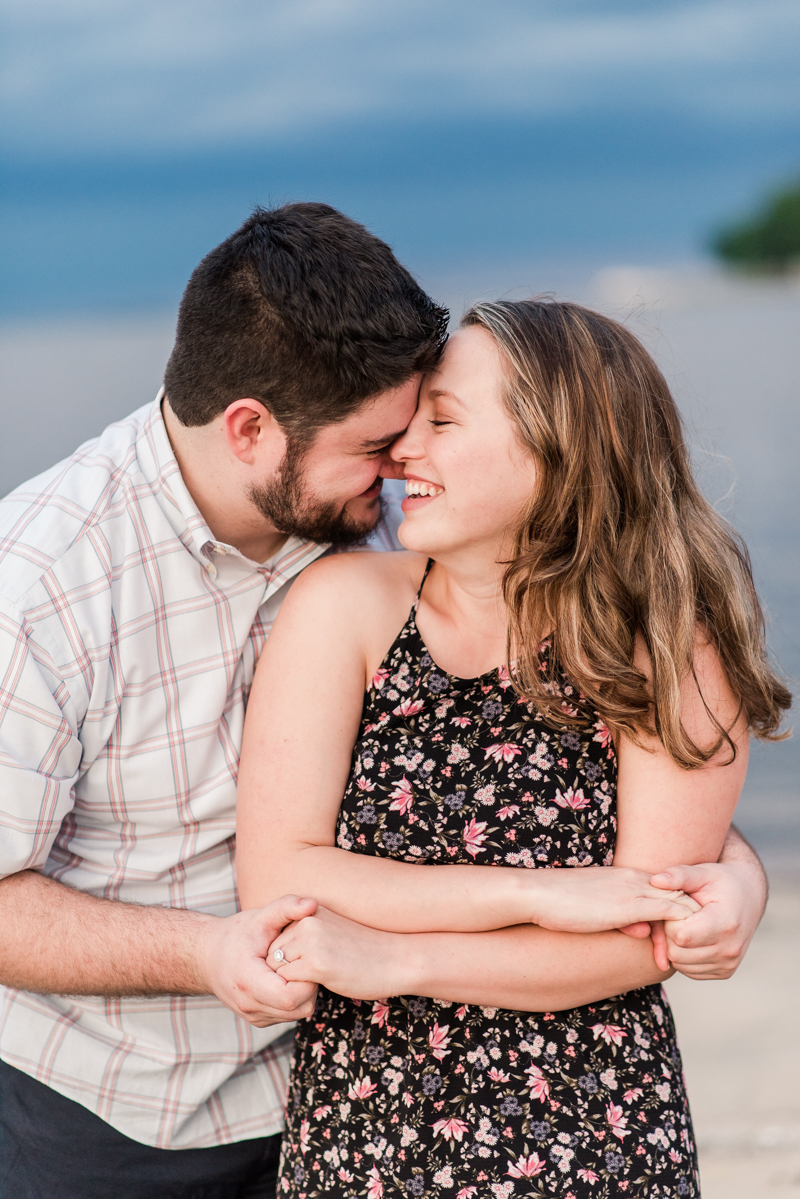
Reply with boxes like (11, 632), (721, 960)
(2, 0), (799, 155)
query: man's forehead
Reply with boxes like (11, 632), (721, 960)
(327, 383), (420, 448)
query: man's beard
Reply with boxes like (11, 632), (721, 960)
(249, 442), (384, 548)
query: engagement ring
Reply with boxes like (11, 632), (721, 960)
(273, 948), (286, 963)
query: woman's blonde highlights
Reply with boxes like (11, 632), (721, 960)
(462, 298), (791, 769)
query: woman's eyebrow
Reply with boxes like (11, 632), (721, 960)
(426, 387), (466, 409)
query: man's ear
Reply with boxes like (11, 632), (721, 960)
(223, 400), (284, 466)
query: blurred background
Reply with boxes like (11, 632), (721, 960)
(1, 2), (799, 1192)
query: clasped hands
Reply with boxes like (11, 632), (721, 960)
(201, 862), (758, 1027)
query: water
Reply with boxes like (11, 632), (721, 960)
(1, 265), (797, 865)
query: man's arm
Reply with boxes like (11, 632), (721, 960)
(0, 870), (318, 1027)
(648, 824), (767, 979)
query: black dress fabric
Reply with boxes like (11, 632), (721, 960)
(279, 568), (699, 1198)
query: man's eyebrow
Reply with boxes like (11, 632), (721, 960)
(358, 429), (410, 450)
(426, 387), (466, 409)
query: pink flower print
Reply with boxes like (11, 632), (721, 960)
(623, 1088), (643, 1102)
(299, 1119), (310, 1153)
(428, 1022), (452, 1060)
(591, 1023), (627, 1046)
(310, 1041), (325, 1059)
(393, 699), (424, 717)
(356, 776), (376, 792)
(432, 1116), (469, 1142)
(485, 742), (522, 764)
(313, 1105), (332, 1118)
(371, 1000), (390, 1027)
(450, 715), (472, 728)
(337, 1167), (354, 1183)
(389, 776), (414, 815)
(457, 1190), (478, 1198)
(372, 668), (390, 690)
(348, 1076), (378, 1100)
(524, 1063), (550, 1102)
(606, 1102), (630, 1140)
(366, 1165), (383, 1199)
(497, 805), (520, 820)
(554, 786), (590, 810)
(577, 1169), (599, 1185)
(507, 1153), (547, 1177)
(454, 1005), (467, 1020)
(462, 818), (489, 858)
(497, 663), (513, 689)
(593, 718), (614, 757)
(488, 1067), (510, 1082)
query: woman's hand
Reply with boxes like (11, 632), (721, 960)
(527, 866), (699, 933)
(267, 906), (412, 1001)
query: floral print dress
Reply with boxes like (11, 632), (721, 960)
(279, 567), (699, 1198)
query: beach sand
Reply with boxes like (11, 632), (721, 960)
(666, 868), (800, 1197)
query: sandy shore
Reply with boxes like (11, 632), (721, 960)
(665, 867), (800, 1197)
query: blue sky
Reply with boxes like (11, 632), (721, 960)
(2, 0), (799, 314)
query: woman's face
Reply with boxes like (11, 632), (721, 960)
(391, 325), (537, 561)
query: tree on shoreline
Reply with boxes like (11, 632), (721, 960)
(712, 181), (800, 273)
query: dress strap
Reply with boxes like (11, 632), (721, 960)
(413, 558), (435, 609)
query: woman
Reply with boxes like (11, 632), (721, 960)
(236, 300), (789, 1197)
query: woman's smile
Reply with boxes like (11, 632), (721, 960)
(401, 474), (445, 511)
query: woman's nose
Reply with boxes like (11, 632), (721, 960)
(388, 417), (425, 466)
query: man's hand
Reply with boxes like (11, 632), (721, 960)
(618, 827), (768, 977)
(197, 895), (320, 1026)
(647, 858), (766, 979)
(0, 870), (318, 1025)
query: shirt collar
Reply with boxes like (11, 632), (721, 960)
(135, 390), (328, 596)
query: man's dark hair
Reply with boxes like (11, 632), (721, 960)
(164, 203), (449, 439)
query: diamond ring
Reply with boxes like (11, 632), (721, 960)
(273, 948), (286, 963)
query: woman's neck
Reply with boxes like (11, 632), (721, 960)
(415, 548), (510, 681)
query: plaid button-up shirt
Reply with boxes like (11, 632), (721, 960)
(0, 396), (401, 1149)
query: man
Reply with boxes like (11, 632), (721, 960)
(0, 204), (766, 1198)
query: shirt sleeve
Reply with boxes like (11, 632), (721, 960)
(0, 595), (82, 879)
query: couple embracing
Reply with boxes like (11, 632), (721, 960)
(0, 204), (789, 1199)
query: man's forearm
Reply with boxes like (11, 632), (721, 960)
(0, 870), (212, 996)
(720, 823), (767, 874)
(719, 822), (768, 913)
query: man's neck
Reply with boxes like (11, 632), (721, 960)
(162, 400), (289, 564)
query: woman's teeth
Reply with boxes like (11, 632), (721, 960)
(405, 480), (444, 497)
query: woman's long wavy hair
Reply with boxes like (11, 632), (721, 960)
(461, 298), (791, 769)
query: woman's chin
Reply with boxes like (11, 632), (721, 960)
(397, 521), (434, 555)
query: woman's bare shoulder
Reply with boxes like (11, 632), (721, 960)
(281, 549), (426, 642)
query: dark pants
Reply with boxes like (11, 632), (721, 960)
(0, 1058), (282, 1199)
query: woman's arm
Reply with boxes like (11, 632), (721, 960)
(236, 555), (696, 936)
(612, 633), (749, 874)
(258, 616), (749, 1010)
(270, 637), (748, 1010)
(269, 906), (669, 1012)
